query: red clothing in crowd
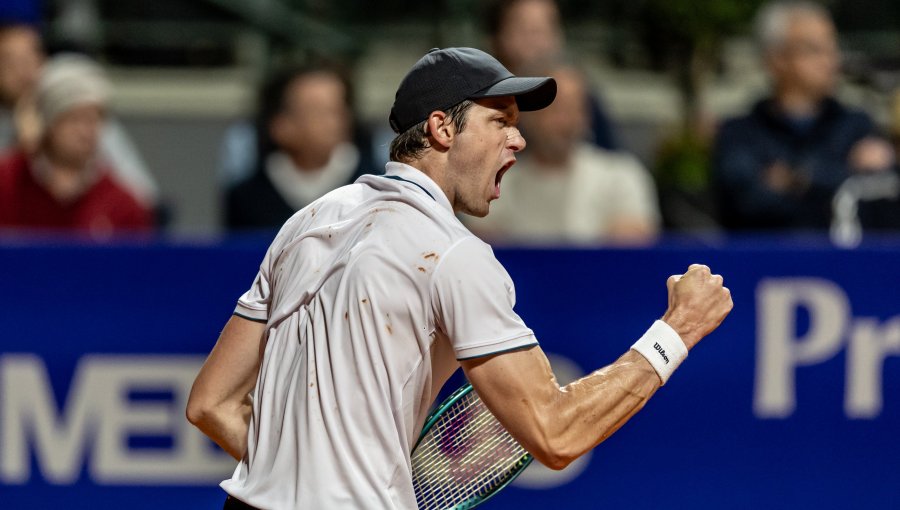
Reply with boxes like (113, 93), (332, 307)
(0, 149), (153, 235)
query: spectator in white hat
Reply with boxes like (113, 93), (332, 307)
(0, 54), (153, 238)
(0, 23), (160, 210)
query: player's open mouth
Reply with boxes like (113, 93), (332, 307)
(493, 160), (515, 199)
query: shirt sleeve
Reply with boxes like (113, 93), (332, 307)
(431, 236), (537, 360)
(234, 247), (274, 323)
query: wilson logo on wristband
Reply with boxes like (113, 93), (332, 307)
(653, 342), (670, 364)
(632, 321), (687, 385)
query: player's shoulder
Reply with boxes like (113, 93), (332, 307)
(266, 182), (365, 242)
(436, 235), (504, 275)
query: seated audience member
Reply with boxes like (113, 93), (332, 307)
(712, 1), (894, 231)
(0, 22), (41, 152)
(0, 54), (153, 236)
(0, 23), (160, 210)
(226, 65), (376, 229)
(467, 62), (660, 245)
(486, 0), (618, 151)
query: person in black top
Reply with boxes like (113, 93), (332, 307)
(712, 1), (895, 231)
(226, 64), (376, 229)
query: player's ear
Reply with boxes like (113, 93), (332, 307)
(425, 111), (454, 150)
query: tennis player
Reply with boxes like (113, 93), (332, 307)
(187, 47), (733, 510)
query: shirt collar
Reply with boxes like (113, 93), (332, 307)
(384, 161), (454, 214)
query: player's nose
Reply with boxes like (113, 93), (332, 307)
(507, 127), (526, 153)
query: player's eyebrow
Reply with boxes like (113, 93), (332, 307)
(482, 99), (519, 123)
(500, 107), (519, 124)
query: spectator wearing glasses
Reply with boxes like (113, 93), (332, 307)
(712, 1), (895, 231)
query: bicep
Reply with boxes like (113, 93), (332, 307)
(189, 314), (267, 408)
(460, 345), (561, 448)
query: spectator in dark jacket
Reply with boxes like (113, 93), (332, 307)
(712, 1), (894, 231)
(226, 65), (376, 229)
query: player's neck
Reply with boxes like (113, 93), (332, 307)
(403, 156), (455, 209)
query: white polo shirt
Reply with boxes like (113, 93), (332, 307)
(221, 162), (538, 509)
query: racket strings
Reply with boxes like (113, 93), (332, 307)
(412, 391), (529, 509)
(415, 405), (523, 507)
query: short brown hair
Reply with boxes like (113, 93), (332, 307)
(389, 100), (474, 163)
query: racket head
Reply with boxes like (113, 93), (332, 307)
(411, 383), (533, 510)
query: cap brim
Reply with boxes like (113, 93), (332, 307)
(471, 76), (557, 111)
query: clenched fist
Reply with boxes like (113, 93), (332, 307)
(662, 264), (733, 350)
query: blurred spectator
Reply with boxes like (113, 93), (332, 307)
(0, 22), (160, 211)
(712, 1), (895, 231)
(485, 0), (619, 151)
(0, 54), (154, 236)
(0, 23), (42, 153)
(467, 62), (660, 246)
(892, 88), (900, 159)
(225, 65), (376, 229)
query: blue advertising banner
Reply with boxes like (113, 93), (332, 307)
(1, 237), (898, 509)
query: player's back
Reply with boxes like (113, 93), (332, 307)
(222, 165), (475, 509)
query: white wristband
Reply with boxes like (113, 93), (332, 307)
(630, 320), (688, 385)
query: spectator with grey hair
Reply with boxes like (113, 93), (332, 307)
(712, 1), (894, 231)
(0, 54), (153, 237)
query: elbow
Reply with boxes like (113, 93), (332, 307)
(532, 437), (580, 471)
(185, 396), (213, 427)
(530, 442), (577, 471)
(527, 416), (580, 471)
(533, 452), (572, 471)
(185, 401), (203, 426)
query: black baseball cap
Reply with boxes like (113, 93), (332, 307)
(388, 47), (557, 133)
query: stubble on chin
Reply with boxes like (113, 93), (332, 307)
(453, 192), (490, 218)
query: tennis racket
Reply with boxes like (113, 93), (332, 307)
(411, 383), (533, 510)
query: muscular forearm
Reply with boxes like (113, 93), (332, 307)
(464, 346), (661, 470)
(543, 350), (660, 464)
(466, 265), (732, 471)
